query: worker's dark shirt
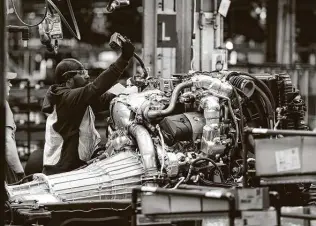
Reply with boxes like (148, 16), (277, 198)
(41, 56), (128, 175)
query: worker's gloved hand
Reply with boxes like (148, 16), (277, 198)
(121, 37), (135, 61)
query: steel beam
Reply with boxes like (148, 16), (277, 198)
(142, 0), (158, 78)
(175, 0), (193, 73)
(276, 0), (296, 64)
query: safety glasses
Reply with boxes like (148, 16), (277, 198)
(61, 69), (89, 80)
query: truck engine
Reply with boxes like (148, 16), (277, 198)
(5, 70), (308, 205)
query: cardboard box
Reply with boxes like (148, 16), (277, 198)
(281, 206), (306, 226)
(236, 188), (270, 211)
(141, 193), (229, 215)
(242, 209), (277, 226)
(255, 136), (316, 177)
(310, 206), (316, 226)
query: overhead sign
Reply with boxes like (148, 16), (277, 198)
(157, 15), (176, 48)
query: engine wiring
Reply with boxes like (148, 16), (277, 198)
(156, 125), (166, 176)
(185, 157), (225, 183)
(233, 87), (244, 152)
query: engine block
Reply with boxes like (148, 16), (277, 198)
(6, 70), (308, 205)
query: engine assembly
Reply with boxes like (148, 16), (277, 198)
(6, 70), (309, 207)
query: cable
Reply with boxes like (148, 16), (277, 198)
(232, 87), (244, 177)
(133, 52), (148, 78)
(254, 86), (274, 129)
(8, 174), (34, 185)
(233, 86), (249, 98)
(60, 216), (123, 226)
(10, 0), (48, 27)
(46, 0), (81, 40)
(185, 157), (225, 183)
(52, 205), (131, 213)
(10, 0), (81, 40)
(233, 88), (243, 144)
(156, 125), (165, 176)
(192, 158), (225, 182)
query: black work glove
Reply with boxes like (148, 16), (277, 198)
(121, 37), (135, 61)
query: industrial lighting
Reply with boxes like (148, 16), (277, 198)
(225, 41), (234, 50)
(260, 11), (267, 20)
(229, 51), (237, 65)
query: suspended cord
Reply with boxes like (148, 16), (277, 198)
(10, 0), (81, 40)
(10, 0), (48, 27)
(46, 0), (81, 40)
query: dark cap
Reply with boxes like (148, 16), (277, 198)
(55, 58), (84, 83)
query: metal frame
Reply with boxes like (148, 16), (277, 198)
(276, 0), (296, 64)
(131, 186), (236, 226)
(6, 199), (132, 225)
(142, 0), (158, 78)
(142, 0), (228, 77)
(178, 185), (282, 226)
(176, 0), (193, 73)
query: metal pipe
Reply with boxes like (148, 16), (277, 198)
(145, 81), (193, 119)
(242, 130), (250, 188)
(142, 0), (157, 78)
(281, 213), (316, 220)
(27, 80), (31, 153)
(146, 75), (233, 120)
(198, 0), (203, 71)
(247, 128), (316, 137)
(128, 124), (157, 175)
(176, 0), (193, 73)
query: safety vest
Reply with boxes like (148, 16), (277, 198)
(43, 106), (101, 165)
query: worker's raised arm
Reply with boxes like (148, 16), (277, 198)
(64, 40), (135, 107)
